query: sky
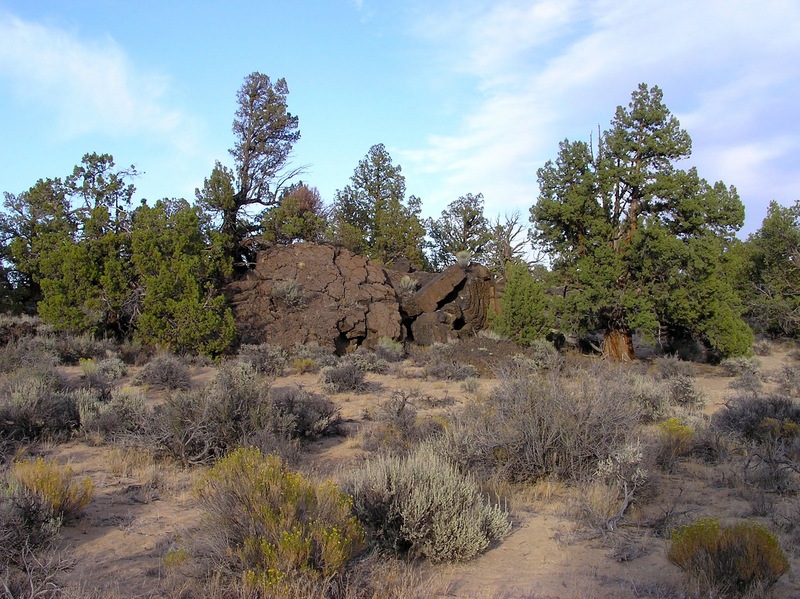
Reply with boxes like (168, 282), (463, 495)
(0, 0), (798, 237)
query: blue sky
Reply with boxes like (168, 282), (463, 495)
(0, 0), (798, 237)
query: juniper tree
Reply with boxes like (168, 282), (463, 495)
(531, 84), (751, 360)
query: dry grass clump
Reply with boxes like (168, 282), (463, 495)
(188, 447), (365, 596)
(668, 517), (789, 596)
(343, 443), (510, 563)
(133, 352), (191, 390)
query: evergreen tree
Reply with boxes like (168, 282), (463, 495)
(490, 262), (551, 344)
(531, 84), (751, 359)
(741, 200), (800, 337)
(332, 144), (426, 267)
(261, 182), (328, 245)
(131, 199), (235, 356)
(427, 193), (492, 271)
(198, 73), (302, 262)
(37, 153), (136, 335)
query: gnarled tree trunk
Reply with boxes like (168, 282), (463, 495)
(603, 327), (635, 361)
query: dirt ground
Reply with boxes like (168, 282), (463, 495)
(30, 342), (800, 598)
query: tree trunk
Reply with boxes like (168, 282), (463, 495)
(603, 327), (635, 361)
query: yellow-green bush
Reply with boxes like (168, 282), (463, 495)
(11, 457), (93, 522)
(656, 418), (694, 470)
(194, 447), (364, 594)
(668, 517), (789, 595)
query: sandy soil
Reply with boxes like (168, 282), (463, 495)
(23, 344), (800, 598)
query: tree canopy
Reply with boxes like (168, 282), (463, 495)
(198, 73), (302, 263)
(332, 144), (427, 268)
(426, 193), (492, 271)
(531, 83), (751, 359)
(741, 200), (800, 337)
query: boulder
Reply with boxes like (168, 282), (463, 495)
(226, 243), (497, 353)
(226, 243), (402, 353)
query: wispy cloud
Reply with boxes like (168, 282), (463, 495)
(0, 13), (187, 140)
(403, 0), (800, 230)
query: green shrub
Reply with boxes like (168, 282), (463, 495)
(133, 353), (191, 390)
(10, 458), (93, 523)
(320, 363), (365, 393)
(193, 447), (365, 593)
(238, 343), (287, 376)
(668, 518), (789, 595)
(488, 261), (551, 345)
(344, 443), (510, 562)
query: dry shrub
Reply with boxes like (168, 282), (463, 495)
(375, 337), (404, 363)
(271, 279), (306, 310)
(668, 518), (789, 596)
(360, 391), (444, 454)
(434, 365), (640, 483)
(752, 339), (773, 357)
(320, 363), (365, 393)
(0, 373), (78, 453)
(270, 386), (341, 440)
(0, 481), (61, 567)
(667, 374), (705, 409)
(10, 458), (93, 523)
(714, 394), (800, 441)
(152, 362), (292, 465)
(413, 343), (478, 381)
(238, 343), (287, 376)
(133, 353), (191, 390)
(775, 364), (800, 398)
(78, 387), (148, 440)
(292, 344), (339, 370)
(192, 447), (365, 595)
(346, 350), (390, 375)
(344, 443), (510, 563)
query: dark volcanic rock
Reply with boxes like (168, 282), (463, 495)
(227, 243), (497, 353)
(227, 243), (402, 353)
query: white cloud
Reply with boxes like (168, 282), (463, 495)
(403, 0), (800, 229)
(0, 13), (186, 140)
